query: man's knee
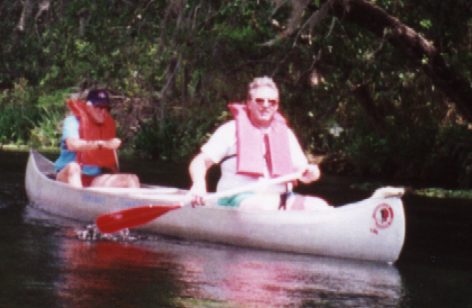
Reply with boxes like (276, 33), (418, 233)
(288, 195), (331, 211)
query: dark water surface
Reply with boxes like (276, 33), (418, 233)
(1, 151), (471, 307)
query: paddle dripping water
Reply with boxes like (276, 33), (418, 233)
(76, 224), (138, 241)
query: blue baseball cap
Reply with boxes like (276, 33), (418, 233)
(86, 89), (110, 107)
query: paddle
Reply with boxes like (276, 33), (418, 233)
(95, 171), (302, 234)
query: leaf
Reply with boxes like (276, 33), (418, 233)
(419, 19), (432, 29)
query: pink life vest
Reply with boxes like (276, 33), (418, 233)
(228, 103), (296, 177)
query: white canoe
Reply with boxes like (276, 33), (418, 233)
(25, 150), (406, 263)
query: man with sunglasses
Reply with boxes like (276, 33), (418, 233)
(189, 76), (330, 210)
(54, 89), (139, 188)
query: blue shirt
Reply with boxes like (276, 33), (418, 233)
(54, 115), (102, 176)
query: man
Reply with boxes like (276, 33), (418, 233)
(54, 89), (139, 188)
(189, 76), (330, 210)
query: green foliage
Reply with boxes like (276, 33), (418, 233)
(0, 0), (471, 188)
(415, 187), (472, 199)
(0, 81), (68, 148)
(0, 79), (39, 144)
(133, 109), (219, 162)
(424, 125), (472, 187)
(29, 90), (70, 148)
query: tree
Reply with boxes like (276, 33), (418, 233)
(270, 0), (472, 123)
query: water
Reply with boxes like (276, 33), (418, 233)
(1, 151), (471, 307)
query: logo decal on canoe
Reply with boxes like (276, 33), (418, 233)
(371, 203), (394, 233)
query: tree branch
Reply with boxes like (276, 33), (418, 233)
(274, 0), (472, 123)
(327, 0), (472, 123)
(16, 0), (33, 32)
(35, 0), (50, 22)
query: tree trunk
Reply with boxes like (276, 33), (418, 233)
(328, 0), (472, 123)
(352, 83), (387, 132)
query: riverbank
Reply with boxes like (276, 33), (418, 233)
(350, 181), (472, 200)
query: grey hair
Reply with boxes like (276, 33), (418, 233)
(247, 76), (279, 99)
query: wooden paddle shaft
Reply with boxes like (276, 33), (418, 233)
(205, 171), (302, 201)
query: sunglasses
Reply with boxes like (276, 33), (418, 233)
(253, 98), (278, 107)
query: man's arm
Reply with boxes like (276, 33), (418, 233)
(287, 129), (321, 184)
(189, 152), (215, 205)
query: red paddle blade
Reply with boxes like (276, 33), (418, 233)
(96, 204), (181, 234)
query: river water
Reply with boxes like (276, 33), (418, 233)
(1, 150), (471, 307)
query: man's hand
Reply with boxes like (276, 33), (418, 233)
(188, 152), (214, 207)
(299, 164), (321, 184)
(189, 181), (207, 206)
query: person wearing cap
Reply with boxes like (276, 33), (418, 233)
(188, 76), (330, 210)
(54, 89), (140, 188)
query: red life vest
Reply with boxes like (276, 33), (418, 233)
(67, 99), (118, 172)
(228, 103), (296, 177)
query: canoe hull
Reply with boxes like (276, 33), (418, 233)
(25, 151), (405, 263)
(146, 198), (405, 263)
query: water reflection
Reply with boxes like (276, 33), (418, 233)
(56, 239), (184, 307)
(48, 235), (404, 307)
(156, 242), (403, 307)
(29, 214), (403, 307)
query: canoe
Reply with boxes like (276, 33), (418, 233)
(25, 150), (406, 263)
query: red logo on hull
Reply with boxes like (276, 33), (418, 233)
(372, 203), (394, 230)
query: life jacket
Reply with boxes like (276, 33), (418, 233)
(67, 99), (118, 172)
(228, 103), (296, 177)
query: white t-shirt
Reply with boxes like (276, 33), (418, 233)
(201, 120), (308, 192)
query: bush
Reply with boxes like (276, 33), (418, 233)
(133, 108), (221, 161)
(424, 125), (472, 187)
(0, 79), (39, 145)
(29, 90), (70, 148)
